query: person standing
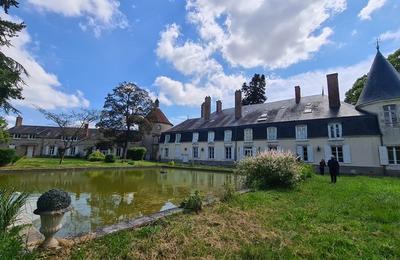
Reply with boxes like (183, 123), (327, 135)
(327, 155), (340, 183)
(319, 159), (326, 175)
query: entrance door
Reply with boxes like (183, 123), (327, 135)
(26, 146), (34, 158)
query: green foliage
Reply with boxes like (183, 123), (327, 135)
(11, 154), (21, 165)
(180, 190), (202, 213)
(220, 182), (236, 202)
(0, 148), (16, 166)
(0, 227), (36, 259)
(168, 160), (175, 166)
(0, 188), (29, 232)
(105, 154), (116, 163)
(0, 117), (9, 144)
(88, 150), (106, 162)
(300, 163), (315, 180)
(127, 147), (147, 160)
(241, 73), (267, 105)
(387, 48), (400, 72)
(236, 151), (302, 189)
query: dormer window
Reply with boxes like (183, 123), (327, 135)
(192, 132), (199, 143)
(28, 134), (36, 139)
(207, 131), (215, 143)
(175, 133), (181, 144)
(224, 130), (232, 142)
(267, 127), (277, 141)
(244, 128), (253, 142)
(13, 133), (21, 139)
(164, 134), (170, 144)
(328, 123), (342, 139)
(295, 125), (307, 140)
(383, 104), (398, 126)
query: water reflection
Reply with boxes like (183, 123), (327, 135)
(0, 168), (239, 237)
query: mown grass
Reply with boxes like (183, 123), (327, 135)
(45, 175), (400, 259)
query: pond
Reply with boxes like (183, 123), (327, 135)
(0, 168), (239, 237)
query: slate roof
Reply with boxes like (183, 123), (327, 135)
(356, 50), (400, 108)
(8, 125), (101, 139)
(166, 95), (366, 133)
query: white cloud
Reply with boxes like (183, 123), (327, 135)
(0, 14), (90, 110)
(379, 28), (400, 42)
(27, 0), (128, 37)
(358, 0), (387, 20)
(186, 0), (347, 69)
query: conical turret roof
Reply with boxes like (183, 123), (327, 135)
(356, 50), (400, 108)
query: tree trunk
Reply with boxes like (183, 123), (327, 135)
(59, 151), (65, 164)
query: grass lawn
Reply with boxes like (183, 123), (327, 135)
(46, 175), (400, 259)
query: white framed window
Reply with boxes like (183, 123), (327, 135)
(8, 144), (16, 149)
(267, 127), (277, 141)
(207, 131), (215, 143)
(387, 146), (400, 165)
(49, 146), (56, 156)
(224, 130), (232, 142)
(193, 146), (199, 158)
(164, 147), (169, 157)
(244, 146), (253, 157)
(383, 104), (398, 126)
(295, 125), (307, 140)
(13, 133), (21, 139)
(175, 133), (181, 144)
(72, 136), (78, 141)
(208, 146), (215, 159)
(244, 128), (253, 142)
(164, 134), (170, 144)
(328, 123), (342, 139)
(225, 146), (232, 159)
(331, 146), (343, 163)
(69, 147), (76, 156)
(192, 132), (199, 143)
(28, 134), (36, 139)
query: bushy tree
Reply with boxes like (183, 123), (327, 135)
(97, 82), (153, 159)
(0, 0), (26, 114)
(241, 74), (267, 105)
(0, 117), (9, 144)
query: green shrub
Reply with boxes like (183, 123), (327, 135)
(0, 149), (16, 166)
(168, 160), (175, 166)
(105, 154), (116, 163)
(236, 151), (302, 189)
(88, 150), (105, 161)
(11, 155), (22, 165)
(300, 163), (315, 180)
(127, 147), (147, 161)
(180, 191), (202, 213)
(220, 182), (236, 202)
(0, 228), (35, 259)
(128, 161), (135, 165)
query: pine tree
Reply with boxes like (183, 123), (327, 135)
(241, 74), (267, 105)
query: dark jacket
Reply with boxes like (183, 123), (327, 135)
(319, 160), (326, 169)
(327, 158), (340, 174)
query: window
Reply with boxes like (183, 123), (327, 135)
(295, 125), (307, 140)
(116, 148), (122, 157)
(268, 145), (278, 151)
(208, 146), (215, 159)
(164, 148), (169, 157)
(383, 105), (398, 126)
(69, 147), (76, 156)
(164, 134), (170, 144)
(208, 131), (215, 143)
(225, 146), (232, 159)
(8, 144), (15, 149)
(61, 136), (78, 141)
(244, 128), (253, 142)
(331, 146), (343, 163)
(28, 134), (36, 139)
(297, 146), (308, 161)
(244, 147), (253, 157)
(224, 130), (232, 142)
(192, 132), (199, 143)
(387, 146), (400, 165)
(328, 123), (342, 139)
(193, 147), (199, 158)
(267, 127), (277, 141)
(175, 133), (181, 144)
(49, 146), (56, 156)
(13, 133), (21, 139)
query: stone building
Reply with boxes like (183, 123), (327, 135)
(159, 48), (400, 175)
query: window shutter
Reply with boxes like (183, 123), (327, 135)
(54, 146), (58, 155)
(379, 146), (389, 165)
(45, 146), (49, 155)
(327, 124), (331, 139)
(296, 146), (303, 159)
(75, 146), (79, 155)
(252, 146), (256, 157)
(239, 146), (243, 160)
(343, 144), (351, 163)
(307, 145), (314, 162)
(324, 145), (331, 161)
(277, 145), (282, 152)
(66, 148), (70, 155)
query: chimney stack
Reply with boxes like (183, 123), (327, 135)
(327, 73), (341, 109)
(84, 123), (89, 138)
(235, 90), (242, 119)
(204, 96), (211, 120)
(216, 100), (222, 113)
(15, 116), (23, 127)
(201, 102), (205, 118)
(295, 86), (301, 104)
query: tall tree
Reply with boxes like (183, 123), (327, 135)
(38, 108), (99, 164)
(96, 82), (153, 159)
(0, 117), (9, 144)
(0, 0), (26, 114)
(345, 48), (400, 105)
(241, 74), (267, 105)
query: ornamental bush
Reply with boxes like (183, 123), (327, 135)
(88, 150), (105, 161)
(105, 154), (116, 163)
(180, 191), (202, 214)
(0, 149), (16, 166)
(127, 147), (147, 161)
(236, 151), (302, 189)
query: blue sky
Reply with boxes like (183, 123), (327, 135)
(2, 0), (400, 127)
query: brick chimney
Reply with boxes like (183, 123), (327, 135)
(15, 116), (23, 127)
(295, 86), (301, 104)
(204, 96), (211, 120)
(327, 73), (341, 109)
(201, 102), (205, 118)
(84, 123), (89, 138)
(235, 90), (242, 119)
(216, 100), (222, 113)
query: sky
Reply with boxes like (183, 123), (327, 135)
(1, 0), (400, 127)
